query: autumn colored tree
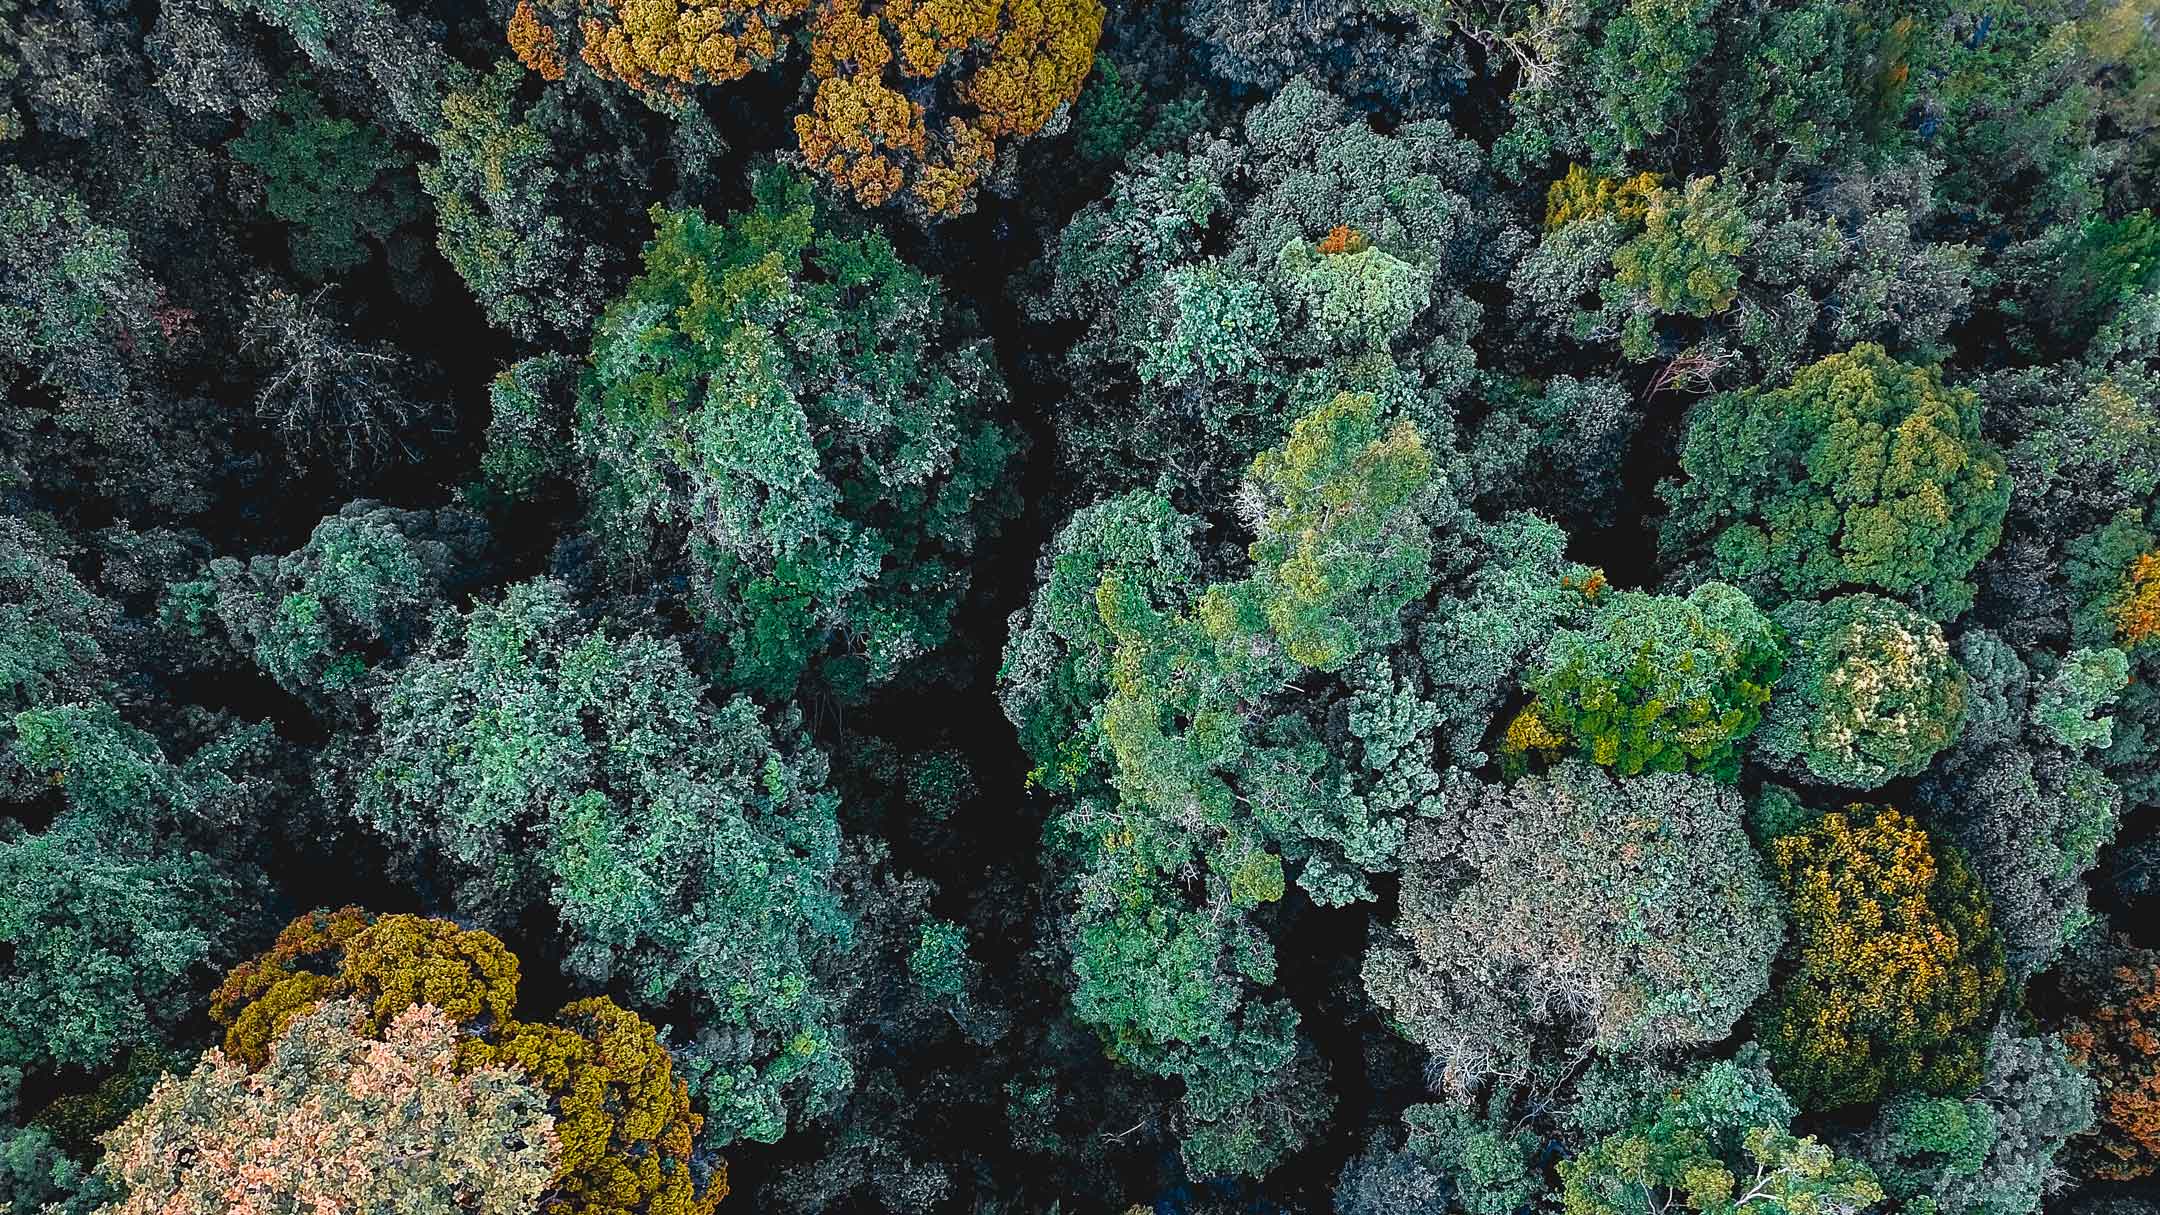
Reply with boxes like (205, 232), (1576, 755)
(1543, 164), (1662, 230)
(2059, 940), (2160, 1182)
(513, 0), (1103, 218)
(794, 0), (1104, 216)
(527, 0), (803, 91)
(208, 908), (521, 1067)
(1757, 806), (2007, 1110)
(199, 910), (725, 1214)
(96, 1000), (560, 1215)
(2109, 548), (2160, 652)
(469, 999), (716, 1215)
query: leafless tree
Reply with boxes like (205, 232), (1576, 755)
(240, 283), (432, 470)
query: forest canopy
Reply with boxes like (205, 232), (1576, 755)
(2, 0), (2159, 1212)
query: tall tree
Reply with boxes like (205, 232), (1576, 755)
(575, 171), (1020, 697)
(342, 580), (858, 1145)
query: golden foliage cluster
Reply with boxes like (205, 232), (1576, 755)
(472, 999), (716, 1215)
(2112, 549), (2160, 649)
(516, 0), (807, 92)
(210, 909), (723, 1215)
(1758, 807), (2005, 1109)
(510, 0), (1102, 217)
(1543, 163), (1662, 230)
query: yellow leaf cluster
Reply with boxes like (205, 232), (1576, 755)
(217, 971), (339, 1071)
(1561, 568), (1608, 600)
(952, 0), (1104, 141)
(510, 0), (570, 80)
(209, 905), (378, 1067)
(1502, 704), (1567, 758)
(2113, 549), (2160, 650)
(213, 910), (522, 1068)
(208, 910), (723, 1215)
(518, 0), (1101, 216)
(1761, 807), (2004, 1108)
(800, 0), (1101, 214)
(793, 72), (921, 210)
(468, 999), (717, 1215)
(337, 914), (522, 1034)
(1544, 163), (1663, 231)
(515, 0), (807, 94)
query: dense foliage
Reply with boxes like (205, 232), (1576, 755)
(565, 170), (1019, 698)
(1556, 1049), (1884, 1215)
(1660, 344), (2012, 621)
(1365, 761), (1783, 1086)
(339, 579), (858, 1144)
(1522, 581), (1784, 780)
(3, 0), (2157, 1211)
(196, 910), (724, 1215)
(1757, 805), (2007, 1112)
(1757, 593), (1969, 789)
(99, 1000), (560, 1215)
